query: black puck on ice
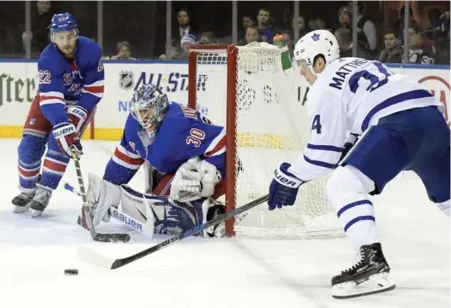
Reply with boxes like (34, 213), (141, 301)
(64, 269), (79, 276)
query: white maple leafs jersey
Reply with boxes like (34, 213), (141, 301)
(289, 57), (441, 181)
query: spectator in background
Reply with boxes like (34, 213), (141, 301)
(379, 29), (403, 63)
(256, 8), (275, 44)
(22, 0), (53, 54)
(338, 6), (351, 29)
(197, 31), (214, 44)
(405, 21), (436, 64)
(353, 2), (377, 54)
(292, 16), (309, 39)
(173, 9), (195, 50)
(243, 15), (256, 30)
(158, 44), (178, 60)
(174, 33), (196, 60)
(334, 27), (370, 59)
(238, 15), (256, 45)
(424, 8), (450, 64)
(308, 18), (326, 31)
(244, 26), (260, 45)
(111, 41), (137, 60)
(394, 6), (417, 43)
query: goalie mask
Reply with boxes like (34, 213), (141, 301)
(130, 84), (169, 139)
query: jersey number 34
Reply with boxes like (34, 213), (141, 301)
(311, 62), (392, 134)
(348, 62), (392, 93)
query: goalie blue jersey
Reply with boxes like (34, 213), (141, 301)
(103, 102), (226, 185)
(37, 36), (104, 126)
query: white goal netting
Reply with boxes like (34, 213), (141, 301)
(191, 43), (343, 239)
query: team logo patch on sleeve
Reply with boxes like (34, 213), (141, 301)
(119, 71), (134, 90)
(129, 141), (136, 151)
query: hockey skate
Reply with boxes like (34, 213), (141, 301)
(12, 190), (36, 213)
(331, 243), (396, 299)
(28, 186), (53, 218)
(202, 198), (248, 237)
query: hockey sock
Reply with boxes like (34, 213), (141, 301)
(327, 165), (379, 252)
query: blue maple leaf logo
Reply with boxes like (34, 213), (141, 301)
(312, 33), (320, 41)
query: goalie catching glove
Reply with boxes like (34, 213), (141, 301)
(170, 157), (221, 202)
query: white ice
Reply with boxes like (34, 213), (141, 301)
(0, 138), (449, 308)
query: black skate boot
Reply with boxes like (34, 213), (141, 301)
(28, 185), (52, 218)
(12, 190), (36, 213)
(331, 243), (396, 299)
(202, 198), (248, 237)
(204, 200), (226, 237)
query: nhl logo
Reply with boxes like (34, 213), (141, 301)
(119, 71), (134, 90)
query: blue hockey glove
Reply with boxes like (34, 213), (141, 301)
(268, 163), (305, 210)
(340, 133), (359, 162)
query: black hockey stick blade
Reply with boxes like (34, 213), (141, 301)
(77, 194), (269, 269)
(71, 147), (130, 243)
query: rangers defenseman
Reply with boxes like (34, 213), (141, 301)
(86, 84), (228, 237)
(268, 30), (450, 298)
(12, 13), (104, 217)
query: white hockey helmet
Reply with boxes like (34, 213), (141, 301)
(294, 30), (340, 66)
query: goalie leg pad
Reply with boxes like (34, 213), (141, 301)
(87, 173), (122, 226)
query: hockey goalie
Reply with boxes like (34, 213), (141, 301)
(84, 84), (229, 237)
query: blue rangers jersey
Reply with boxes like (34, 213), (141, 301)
(38, 36), (104, 126)
(289, 57), (442, 181)
(104, 102), (226, 185)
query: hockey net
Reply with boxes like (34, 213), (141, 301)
(188, 43), (343, 239)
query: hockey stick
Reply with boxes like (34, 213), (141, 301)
(77, 194), (269, 270)
(70, 148), (131, 243)
(64, 182), (154, 238)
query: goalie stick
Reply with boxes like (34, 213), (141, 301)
(64, 182), (154, 238)
(77, 194), (269, 270)
(70, 148), (131, 243)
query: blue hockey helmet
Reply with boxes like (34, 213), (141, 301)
(130, 84), (169, 137)
(49, 13), (78, 33)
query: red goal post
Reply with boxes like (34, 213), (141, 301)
(188, 44), (238, 236)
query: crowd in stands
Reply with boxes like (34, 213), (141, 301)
(0, 0), (449, 65)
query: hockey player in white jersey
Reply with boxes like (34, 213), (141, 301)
(268, 30), (450, 299)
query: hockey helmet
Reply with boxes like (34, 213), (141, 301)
(49, 13), (78, 33)
(294, 30), (340, 67)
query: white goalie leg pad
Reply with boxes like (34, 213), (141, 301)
(327, 165), (379, 252)
(437, 199), (450, 217)
(332, 271), (396, 299)
(87, 173), (122, 226)
(119, 185), (155, 237)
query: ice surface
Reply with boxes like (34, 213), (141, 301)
(0, 138), (449, 308)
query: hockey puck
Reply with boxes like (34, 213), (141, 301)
(64, 269), (79, 276)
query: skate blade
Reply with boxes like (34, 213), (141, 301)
(30, 209), (44, 218)
(332, 272), (396, 299)
(13, 206), (29, 213)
